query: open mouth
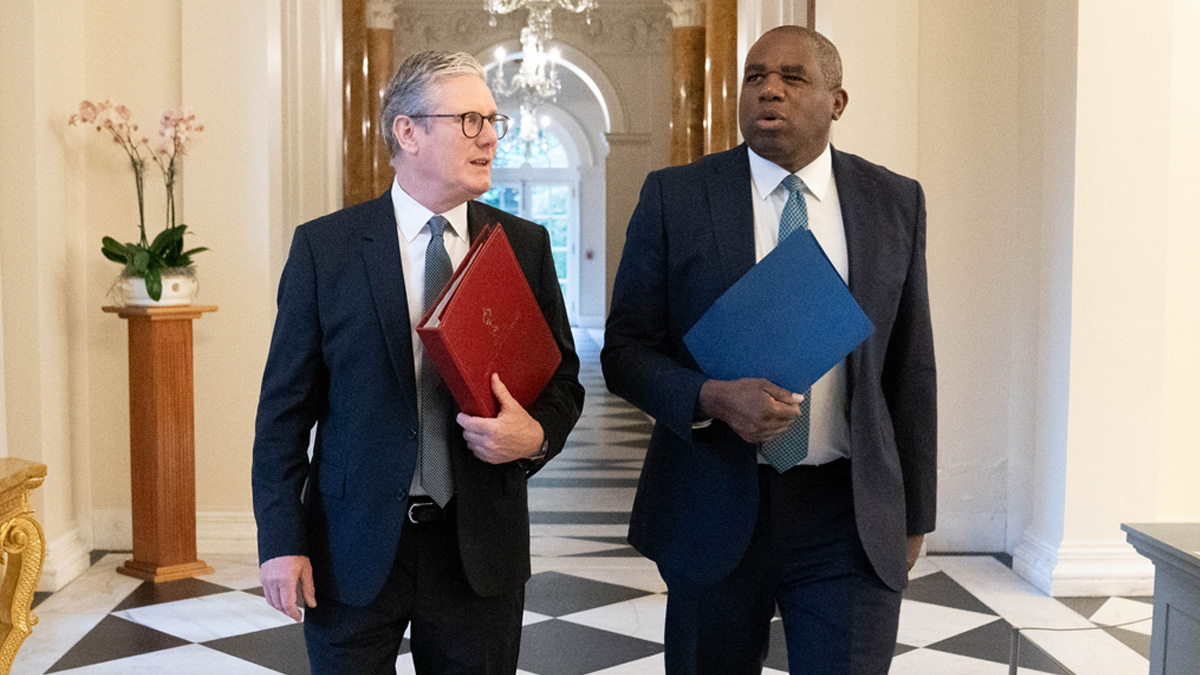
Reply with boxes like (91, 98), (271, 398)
(470, 158), (491, 168)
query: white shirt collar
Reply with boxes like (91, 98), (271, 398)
(390, 178), (469, 244)
(747, 143), (834, 202)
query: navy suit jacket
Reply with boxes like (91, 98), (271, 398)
(252, 193), (583, 607)
(602, 145), (936, 592)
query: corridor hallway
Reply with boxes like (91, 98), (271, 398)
(13, 331), (1150, 674)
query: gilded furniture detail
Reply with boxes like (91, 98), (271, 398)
(0, 458), (47, 674)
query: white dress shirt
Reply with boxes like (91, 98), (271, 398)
(747, 144), (851, 467)
(391, 178), (471, 495)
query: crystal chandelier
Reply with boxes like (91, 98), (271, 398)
(486, 0), (596, 145)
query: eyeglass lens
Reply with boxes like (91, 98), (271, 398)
(462, 112), (509, 140)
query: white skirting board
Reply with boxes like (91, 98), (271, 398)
(197, 511), (258, 556)
(1014, 531), (1155, 596)
(39, 527), (92, 592)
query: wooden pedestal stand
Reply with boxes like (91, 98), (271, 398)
(104, 305), (217, 583)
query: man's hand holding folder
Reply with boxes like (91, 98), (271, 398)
(698, 378), (806, 444)
(457, 373), (546, 463)
(684, 228), (873, 443)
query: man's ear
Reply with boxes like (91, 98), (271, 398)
(392, 115), (420, 155)
(831, 88), (848, 121)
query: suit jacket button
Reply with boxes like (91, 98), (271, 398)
(408, 428), (417, 439)
(397, 490), (408, 502)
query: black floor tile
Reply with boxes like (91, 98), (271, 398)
(903, 571), (997, 615)
(46, 615), (191, 672)
(1057, 596), (1109, 620)
(1104, 626), (1151, 659)
(525, 571), (653, 617)
(204, 622), (310, 675)
(518, 619), (662, 675)
(243, 586), (266, 597)
(113, 577), (236, 611)
(893, 643), (918, 657)
(926, 619), (1072, 674)
(1126, 595), (1154, 605)
(32, 591), (51, 609)
(529, 512), (630, 525)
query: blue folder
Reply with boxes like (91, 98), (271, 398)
(683, 230), (874, 393)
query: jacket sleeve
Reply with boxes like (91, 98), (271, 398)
(602, 171), (710, 440)
(523, 223), (585, 476)
(881, 183), (938, 536)
(251, 226), (328, 564)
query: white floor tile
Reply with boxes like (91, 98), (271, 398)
(561, 593), (667, 643)
(114, 590), (293, 642)
(1089, 597), (1154, 635)
(934, 556), (1149, 674)
(889, 647), (1012, 674)
(908, 555), (941, 581)
(531, 535), (629, 557)
(10, 611), (109, 675)
(195, 553), (263, 590)
(34, 555), (143, 616)
(47, 644), (283, 674)
(546, 565), (667, 593)
(896, 599), (999, 647)
(528, 487), (637, 512)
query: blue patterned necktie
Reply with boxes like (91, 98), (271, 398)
(419, 215), (455, 507)
(760, 174), (813, 473)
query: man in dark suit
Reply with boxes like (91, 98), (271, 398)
(252, 50), (583, 674)
(603, 26), (936, 675)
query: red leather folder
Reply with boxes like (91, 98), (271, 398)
(417, 224), (562, 418)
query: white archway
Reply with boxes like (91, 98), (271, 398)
(475, 41), (627, 135)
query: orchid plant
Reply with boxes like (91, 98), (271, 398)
(69, 100), (208, 301)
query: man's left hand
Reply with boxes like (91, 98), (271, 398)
(457, 374), (545, 464)
(906, 534), (925, 571)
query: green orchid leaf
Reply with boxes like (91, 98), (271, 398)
(132, 249), (150, 274)
(180, 247), (209, 257)
(150, 225), (185, 255)
(144, 268), (163, 301)
(101, 247), (127, 264)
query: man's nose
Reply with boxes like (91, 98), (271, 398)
(758, 73), (785, 99)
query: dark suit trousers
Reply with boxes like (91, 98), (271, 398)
(303, 500), (524, 675)
(659, 459), (902, 675)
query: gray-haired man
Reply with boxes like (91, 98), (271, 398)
(252, 50), (583, 674)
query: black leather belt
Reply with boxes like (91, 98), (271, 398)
(406, 496), (448, 526)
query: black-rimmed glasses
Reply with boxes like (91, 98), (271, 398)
(408, 112), (510, 139)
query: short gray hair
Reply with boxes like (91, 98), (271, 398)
(380, 50), (487, 157)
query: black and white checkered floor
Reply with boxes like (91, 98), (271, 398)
(14, 331), (1153, 674)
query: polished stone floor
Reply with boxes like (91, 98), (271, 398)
(12, 331), (1152, 674)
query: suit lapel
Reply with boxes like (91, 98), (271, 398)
(360, 192), (419, 397)
(706, 145), (756, 286)
(466, 201), (487, 243)
(834, 148), (884, 402)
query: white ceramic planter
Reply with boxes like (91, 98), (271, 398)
(120, 270), (199, 306)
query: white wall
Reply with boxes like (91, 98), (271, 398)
(809, 0), (1200, 594)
